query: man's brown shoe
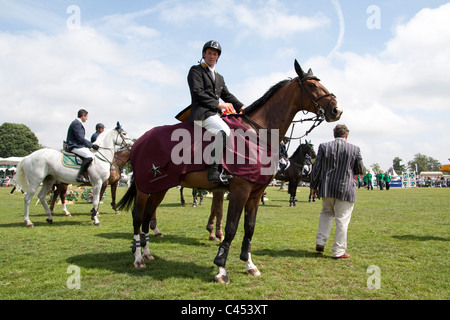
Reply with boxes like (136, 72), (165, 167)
(333, 253), (350, 259)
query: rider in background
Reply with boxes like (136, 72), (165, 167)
(91, 123), (105, 143)
(66, 109), (99, 183)
(278, 137), (289, 179)
(187, 40), (246, 184)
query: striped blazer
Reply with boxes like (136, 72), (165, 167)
(310, 138), (364, 203)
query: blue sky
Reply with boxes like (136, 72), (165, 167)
(1, 0), (449, 171)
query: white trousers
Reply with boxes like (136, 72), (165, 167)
(200, 114), (231, 137)
(72, 147), (94, 159)
(316, 197), (354, 257)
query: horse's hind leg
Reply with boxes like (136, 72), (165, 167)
(180, 187), (185, 206)
(240, 189), (264, 278)
(142, 191), (167, 261)
(192, 188), (198, 207)
(24, 184), (40, 227)
(132, 189), (167, 268)
(37, 177), (56, 224)
(206, 191), (224, 241)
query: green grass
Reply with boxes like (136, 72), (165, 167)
(0, 185), (448, 300)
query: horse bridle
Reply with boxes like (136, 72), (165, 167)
(284, 77), (337, 150)
(95, 128), (133, 165)
(297, 76), (336, 119)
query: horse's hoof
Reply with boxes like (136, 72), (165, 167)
(115, 211), (120, 215)
(26, 223), (34, 228)
(209, 235), (218, 241)
(246, 268), (261, 277)
(65, 213), (71, 217)
(133, 261), (146, 269)
(46, 218), (53, 224)
(154, 233), (163, 238)
(215, 274), (230, 284)
(143, 253), (155, 261)
(93, 221), (102, 227)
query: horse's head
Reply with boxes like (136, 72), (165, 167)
(291, 140), (316, 165)
(294, 60), (342, 122)
(303, 140), (316, 160)
(115, 122), (134, 150)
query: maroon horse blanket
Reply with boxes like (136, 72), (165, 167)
(131, 116), (277, 194)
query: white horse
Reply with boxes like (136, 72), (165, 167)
(14, 122), (133, 227)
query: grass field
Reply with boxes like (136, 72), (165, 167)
(0, 184), (448, 300)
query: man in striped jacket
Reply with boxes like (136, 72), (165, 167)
(310, 124), (364, 259)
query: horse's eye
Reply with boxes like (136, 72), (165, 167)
(308, 83), (316, 88)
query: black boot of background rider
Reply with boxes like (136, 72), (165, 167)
(76, 157), (93, 183)
(278, 162), (287, 179)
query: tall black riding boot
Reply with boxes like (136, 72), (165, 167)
(76, 157), (93, 183)
(208, 131), (232, 184)
(208, 149), (222, 184)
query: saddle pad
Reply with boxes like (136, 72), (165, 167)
(131, 116), (276, 194)
(61, 154), (82, 169)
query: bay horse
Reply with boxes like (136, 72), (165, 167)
(118, 60), (342, 284)
(14, 123), (132, 227)
(274, 141), (316, 207)
(49, 149), (131, 216)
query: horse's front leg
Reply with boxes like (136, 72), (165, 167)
(214, 186), (249, 284)
(90, 182), (102, 226)
(59, 184), (71, 216)
(288, 180), (296, 207)
(109, 182), (120, 214)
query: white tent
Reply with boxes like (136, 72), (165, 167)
(0, 157), (24, 165)
(419, 171), (443, 177)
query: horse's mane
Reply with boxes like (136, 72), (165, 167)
(290, 143), (306, 160)
(93, 128), (114, 144)
(244, 79), (291, 115)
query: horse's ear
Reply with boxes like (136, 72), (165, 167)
(294, 59), (305, 78)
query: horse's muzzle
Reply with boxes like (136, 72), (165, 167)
(325, 105), (343, 122)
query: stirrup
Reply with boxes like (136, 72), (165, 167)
(219, 168), (233, 185)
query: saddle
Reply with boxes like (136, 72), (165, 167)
(61, 141), (84, 169)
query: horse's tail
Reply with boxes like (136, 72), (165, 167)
(13, 158), (29, 193)
(117, 175), (136, 212)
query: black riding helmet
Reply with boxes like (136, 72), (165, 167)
(202, 40), (222, 57)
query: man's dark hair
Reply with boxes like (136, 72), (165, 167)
(334, 124), (349, 138)
(77, 109), (88, 118)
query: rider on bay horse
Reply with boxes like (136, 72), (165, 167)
(65, 109), (99, 183)
(186, 40), (246, 184)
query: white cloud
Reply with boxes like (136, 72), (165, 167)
(158, 0), (330, 40)
(297, 3), (450, 169)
